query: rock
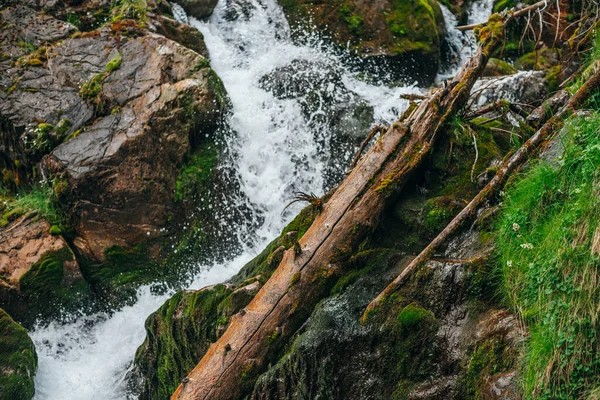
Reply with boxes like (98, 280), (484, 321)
(278, 0), (446, 85)
(259, 59), (374, 186)
(483, 58), (518, 77)
(0, 214), (91, 325)
(28, 24), (227, 261)
(132, 282), (259, 400)
(0, 308), (37, 400)
(178, 0), (219, 20)
(471, 71), (548, 108)
(152, 15), (209, 58)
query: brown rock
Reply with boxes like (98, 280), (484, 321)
(0, 214), (82, 288)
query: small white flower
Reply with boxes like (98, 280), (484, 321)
(520, 243), (534, 249)
(512, 223), (520, 232)
(506, 260), (513, 267)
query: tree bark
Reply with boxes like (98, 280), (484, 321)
(171, 5), (548, 399)
(364, 68), (600, 319)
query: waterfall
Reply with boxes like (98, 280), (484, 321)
(438, 0), (495, 81)
(29, 0), (423, 398)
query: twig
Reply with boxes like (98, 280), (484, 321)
(348, 125), (385, 171)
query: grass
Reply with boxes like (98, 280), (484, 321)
(568, 30), (600, 95)
(495, 112), (600, 399)
(111, 0), (148, 22)
(1, 184), (66, 228)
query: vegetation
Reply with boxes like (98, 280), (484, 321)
(496, 112), (600, 398)
(0, 184), (66, 229)
(0, 309), (37, 400)
(111, 0), (148, 22)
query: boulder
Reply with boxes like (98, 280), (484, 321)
(0, 308), (37, 400)
(178, 0), (219, 20)
(279, 0), (446, 85)
(259, 59), (374, 186)
(471, 71), (548, 108)
(0, 213), (91, 325)
(0, 16), (227, 261)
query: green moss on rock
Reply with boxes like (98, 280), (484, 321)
(134, 283), (254, 399)
(0, 309), (37, 400)
(18, 248), (92, 324)
(79, 245), (162, 306)
(230, 203), (322, 284)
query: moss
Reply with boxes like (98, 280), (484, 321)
(545, 65), (562, 92)
(230, 203), (322, 284)
(54, 118), (72, 139)
(331, 249), (393, 294)
(396, 303), (434, 327)
(111, 0), (148, 22)
(28, 58), (43, 67)
(79, 245), (162, 306)
(18, 248), (92, 325)
(105, 54), (122, 72)
(48, 225), (62, 236)
(134, 284), (251, 399)
(460, 334), (516, 398)
(174, 145), (218, 203)
(79, 73), (105, 103)
(483, 58), (517, 76)
(0, 309), (37, 400)
(386, 0), (442, 54)
(193, 57), (210, 72)
(0, 206), (24, 227)
(422, 196), (464, 235)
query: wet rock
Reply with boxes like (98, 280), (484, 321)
(278, 0), (446, 85)
(132, 282), (258, 400)
(178, 0), (219, 20)
(0, 214), (79, 287)
(471, 71), (547, 108)
(152, 14), (209, 57)
(0, 214), (91, 326)
(260, 59), (374, 186)
(30, 26), (227, 261)
(0, 308), (37, 400)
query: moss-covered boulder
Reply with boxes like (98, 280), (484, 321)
(279, 0), (446, 84)
(133, 282), (260, 399)
(0, 212), (92, 327)
(0, 308), (37, 400)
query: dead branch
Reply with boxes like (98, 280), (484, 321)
(348, 125), (385, 171)
(363, 68), (600, 320)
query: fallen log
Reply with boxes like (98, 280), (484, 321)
(171, 4), (548, 399)
(364, 68), (600, 319)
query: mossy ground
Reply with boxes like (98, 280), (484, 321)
(0, 309), (37, 400)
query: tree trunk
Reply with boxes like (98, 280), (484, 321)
(171, 4), (548, 399)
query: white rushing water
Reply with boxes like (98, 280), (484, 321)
(30, 0), (423, 398)
(438, 0), (495, 80)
